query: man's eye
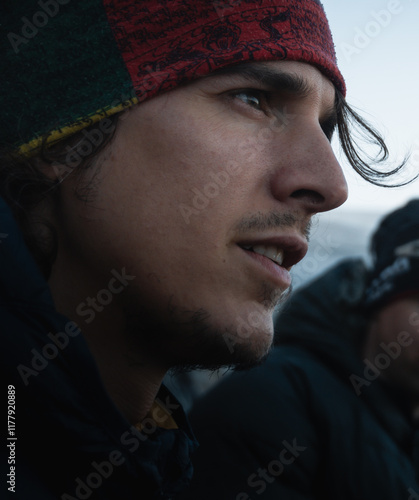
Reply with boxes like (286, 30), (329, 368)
(234, 91), (265, 110)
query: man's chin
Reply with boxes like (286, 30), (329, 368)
(125, 301), (274, 371)
(171, 327), (274, 374)
(223, 346), (272, 373)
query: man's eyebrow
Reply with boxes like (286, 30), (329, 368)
(210, 63), (311, 98)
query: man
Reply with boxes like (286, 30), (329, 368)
(181, 199), (419, 500)
(0, 0), (402, 498)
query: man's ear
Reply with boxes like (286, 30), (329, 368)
(34, 156), (75, 184)
(49, 161), (75, 183)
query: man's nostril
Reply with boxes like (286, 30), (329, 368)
(290, 189), (325, 206)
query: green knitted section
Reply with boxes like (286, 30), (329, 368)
(1, 1), (134, 153)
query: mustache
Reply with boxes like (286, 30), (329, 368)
(234, 211), (313, 241)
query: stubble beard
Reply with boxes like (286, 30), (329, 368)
(123, 280), (290, 374)
(122, 209), (308, 372)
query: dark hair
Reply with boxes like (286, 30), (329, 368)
(0, 95), (411, 279)
(335, 91), (408, 186)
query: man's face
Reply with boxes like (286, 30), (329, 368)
(55, 60), (347, 370)
(364, 295), (419, 399)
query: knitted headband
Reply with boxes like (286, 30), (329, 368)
(2, 0), (345, 157)
(364, 199), (419, 311)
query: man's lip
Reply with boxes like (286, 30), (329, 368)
(237, 235), (308, 269)
(240, 248), (292, 289)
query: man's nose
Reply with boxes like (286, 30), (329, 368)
(269, 124), (348, 214)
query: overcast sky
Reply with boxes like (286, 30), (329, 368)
(320, 0), (419, 215)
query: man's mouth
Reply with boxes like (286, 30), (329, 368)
(238, 235), (308, 271)
(241, 244), (284, 267)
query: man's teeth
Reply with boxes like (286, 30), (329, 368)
(247, 245), (284, 266)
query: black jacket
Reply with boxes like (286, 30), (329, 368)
(0, 196), (198, 499)
(180, 259), (419, 500)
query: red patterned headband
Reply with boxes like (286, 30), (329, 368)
(2, 0), (344, 156)
(107, 0), (345, 100)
